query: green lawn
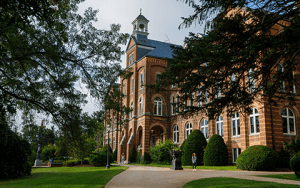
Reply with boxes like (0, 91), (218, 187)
(128, 163), (240, 171)
(256, 174), (300, 181)
(183, 177), (300, 188)
(0, 166), (128, 188)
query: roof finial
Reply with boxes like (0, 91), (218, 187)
(140, 8), (142, 15)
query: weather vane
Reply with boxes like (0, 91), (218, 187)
(140, 8), (142, 15)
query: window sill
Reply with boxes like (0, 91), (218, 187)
(231, 135), (241, 138)
(249, 133), (260, 136)
(283, 133), (297, 136)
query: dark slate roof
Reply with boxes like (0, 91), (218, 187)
(127, 35), (180, 63)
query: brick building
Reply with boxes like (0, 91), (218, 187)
(104, 12), (300, 164)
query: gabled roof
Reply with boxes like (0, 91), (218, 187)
(126, 35), (181, 64)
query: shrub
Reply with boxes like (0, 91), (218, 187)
(89, 152), (113, 166)
(136, 149), (142, 163)
(290, 151), (300, 178)
(113, 148), (118, 162)
(0, 115), (32, 179)
(149, 139), (176, 163)
(236, 145), (279, 171)
(100, 144), (112, 154)
(182, 130), (207, 166)
(62, 159), (81, 167)
(283, 136), (300, 158)
(129, 145), (137, 163)
(41, 144), (57, 161)
(141, 152), (152, 164)
(204, 134), (228, 166)
(277, 147), (290, 168)
(180, 140), (186, 151)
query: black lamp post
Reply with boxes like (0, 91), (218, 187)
(106, 126), (110, 169)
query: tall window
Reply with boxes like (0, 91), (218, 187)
(131, 78), (134, 94)
(232, 148), (241, 163)
(278, 65), (284, 91)
(113, 138), (115, 150)
(248, 68), (255, 93)
(216, 116), (223, 137)
(173, 125), (179, 143)
(186, 122), (192, 138)
(139, 97), (143, 116)
(184, 93), (187, 111)
(204, 88), (209, 104)
(232, 112), (240, 136)
(189, 92), (193, 107)
(198, 86), (202, 107)
(171, 96), (175, 115)
(176, 95), (179, 114)
(282, 108), (295, 134)
(130, 101), (133, 119)
(140, 73), (143, 89)
(249, 108), (259, 134)
(231, 73), (237, 96)
(129, 56), (131, 64)
(287, 69), (295, 93)
(131, 54), (134, 63)
(201, 119), (209, 139)
(154, 97), (162, 116)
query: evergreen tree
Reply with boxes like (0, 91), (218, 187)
(204, 134), (228, 166)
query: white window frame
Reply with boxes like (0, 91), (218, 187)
(231, 73), (237, 96)
(201, 119), (209, 139)
(186, 122), (193, 138)
(154, 97), (162, 116)
(232, 112), (240, 137)
(278, 65), (285, 92)
(248, 68), (255, 93)
(131, 78), (134, 94)
(119, 134), (126, 146)
(139, 97), (143, 116)
(130, 101), (133, 119)
(204, 88), (208, 104)
(282, 108), (296, 135)
(140, 73), (143, 89)
(173, 125), (179, 143)
(216, 81), (221, 99)
(127, 133), (134, 145)
(189, 92), (193, 107)
(216, 116), (223, 137)
(249, 108), (260, 135)
(198, 86), (202, 107)
(232, 148), (241, 163)
(131, 54), (134, 63)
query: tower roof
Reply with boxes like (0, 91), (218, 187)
(131, 14), (149, 24)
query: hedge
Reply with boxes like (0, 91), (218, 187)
(204, 134), (228, 166)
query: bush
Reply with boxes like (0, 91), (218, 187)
(100, 144), (112, 154)
(290, 151), (300, 178)
(41, 144), (57, 161)
(236, 145), (279, 171)
(0, 114), (32, 179)
(62, 159), (81, 167)
(113, 148), (118, 162)
(141, 152), (152, 164)
(136, 149), (142, 163)
(149, 139), (176, 163)
(180, 140), (186, 151)
(129, 145), (137, 163)
(277, 147), (290, 168)
(204, 134), (228, 166)
(182, 130), (207, 166)
(89, 152), (113, 166)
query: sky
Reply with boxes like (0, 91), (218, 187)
(78, 0), (205, 116)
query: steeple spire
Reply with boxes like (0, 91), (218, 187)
(132, 11), (149, 39)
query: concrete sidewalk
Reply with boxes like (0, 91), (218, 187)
(105, 165), (300, 188)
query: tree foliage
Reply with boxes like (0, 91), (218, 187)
(1, 0), (129, 141)
(154, 0), (300, 119)
(0, 106), (31, 179)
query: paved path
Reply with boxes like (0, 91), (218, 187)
(105, 165), (300, 188)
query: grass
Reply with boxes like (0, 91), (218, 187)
(183, 177), (300, 188)
(0, 166), (128, 188)
(256, 174), (300, 181)
(127, 163), (240, 170)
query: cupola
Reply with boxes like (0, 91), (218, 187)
(132, 9), (149, 39)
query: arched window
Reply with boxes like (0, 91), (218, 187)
(154, 97), (162, 116)
(232, 112), (240, 136)
(282, 108), (295, 134)
(173, 125), (179, 143)
(139, 97), (143, 116)
(201, 119), (209, 139)
(130, 101), (133, 119)
(171, 96), (175, 115)
(186, 122), (193, 138)
(176, 95), (179, 114)
(216, 116), (223, 136)
(249, 108), (259, 134)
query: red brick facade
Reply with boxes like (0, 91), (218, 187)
(103, 13), (299, 164)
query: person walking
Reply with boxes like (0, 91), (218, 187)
(121, 153), (125, 165)
(192, 153), (197, 171)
